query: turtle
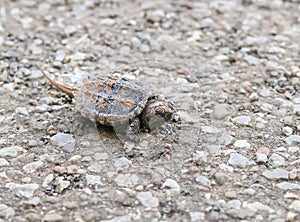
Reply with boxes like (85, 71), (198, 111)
(40, 68), (174, 141)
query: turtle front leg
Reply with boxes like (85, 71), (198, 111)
(126, 118), (140, 142)
(113, 118), (140, 142)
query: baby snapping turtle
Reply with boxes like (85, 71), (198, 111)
(41, 68), (174, 141)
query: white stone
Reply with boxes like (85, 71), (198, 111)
(289, 200), (300, 212)
(0, 146), (24, 157)
(114, 157), (132, 169)
(23, 161), (44, 174)
(114, 174), (140, 187)
(0, 158), (9, 167)
(232, 115), (251, 125)
(190, 212), (205, 221)
(244, 202), (275, 213)
(5, 182), (39, 198)
(234, 140), (251, 149)
(86, 174), (103, 186)
(136, 191), (159, 208)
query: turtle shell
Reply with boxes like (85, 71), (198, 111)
(73, 76), (152, 125)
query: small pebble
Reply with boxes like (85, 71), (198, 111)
(5, 182), (39, 198)
(282, 126), (293, 136)
(277, 182), (300, 190)
(136, 191), (159, 208)
(195, 176), (210, 187)
(262, 168), (289, 180)
(269, 153), (285, 167)
(232, 115), (251, 126)
(228, 153), (255, 168)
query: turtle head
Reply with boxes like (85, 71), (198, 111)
(141, 96), (174, 131)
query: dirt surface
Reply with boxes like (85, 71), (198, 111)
(1, 0), (300, 221)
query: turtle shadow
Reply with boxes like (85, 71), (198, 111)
(71, 114), (120, 142)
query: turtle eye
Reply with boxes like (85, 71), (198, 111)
(155, 108), (165, 115)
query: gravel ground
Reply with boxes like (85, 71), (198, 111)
(1, 0), (300, 221)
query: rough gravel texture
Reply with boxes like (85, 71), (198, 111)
(1, 0), (300, 221)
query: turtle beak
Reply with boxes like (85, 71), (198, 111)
(141, 100), (174, 131)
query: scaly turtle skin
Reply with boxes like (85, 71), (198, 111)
(40, 68), (174, 141)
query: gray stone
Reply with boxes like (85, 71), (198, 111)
(114, 157), (132, 169)
(187, 30), (201, 42)
(214, 104), (231, 119)
(55, 50), (66, 62)
(70, 52), (86, 61)
(101, 215), (131, 222)
(277, 182), (300, 190)
(226, 207), (255, 219)
(195, 176), (210, 187)
(147, 9), (165, 22)
(119, 46), (131, 55)
(201, 17), (214, 28)
(207, 144), (221, 155)
(244, 202), (275, 213)
(249, 92), (259, 101)
(162, 178), (180, 189)
(256, 153), (268, 164)
(26, 212), (41, 221)
(262, 168), (289, 180)
(289, 168), (298, 180)
(285, 135), (300, 145)
(100, 18), (115, 26)
(0, 146), (24, 157)
(86, 174), (103, 186)
(149, 39), (161, 51)
(115, 174), (140, 187)
(26, 196), (40, 206)
(213, 171), (231, 185)
(232, 115), (251, 126)
(35, 104), (51, 113)
(269, 153), (285, 167)
(136, 191), (159, 208)
(259, 88), (271, 97)
(201, 126), (217, 134)
(94, 152), (109, 160)
(234, 140), (251, 149)
(244, 188), (255, 195)
(190, 212), (205, 221)
(50, 133), (76, 150)
(192, 150), (208, 163)
(227, 199), (241, 209)
(0, 204), (15, 219)
(23, 161), (44, 174)
(42, 212), (63, 222)
(281, 116), (294, 126)
(64, 25), (76, 35)
(5, 182), (39, 198)
(42, 174), (54, 188)
(15, 107), (29, 116)
(288, 146), (299, 154)
(56, 177), (70, 193)
(220, 134), (233, 146)
(140, 44), (150, 53)
(225, 190), (237, 199)
(282, 126), (293, 136)
(244, 55), (260, 65)
(88, 163), (103, 173)
(131, 37), (141, 48)
(260, 103), (275, 113)
(0, 158), (9, 167)
(228, 153), (255, 168)
(162, 178), (180, 195)
(289, 200), (300, 212)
